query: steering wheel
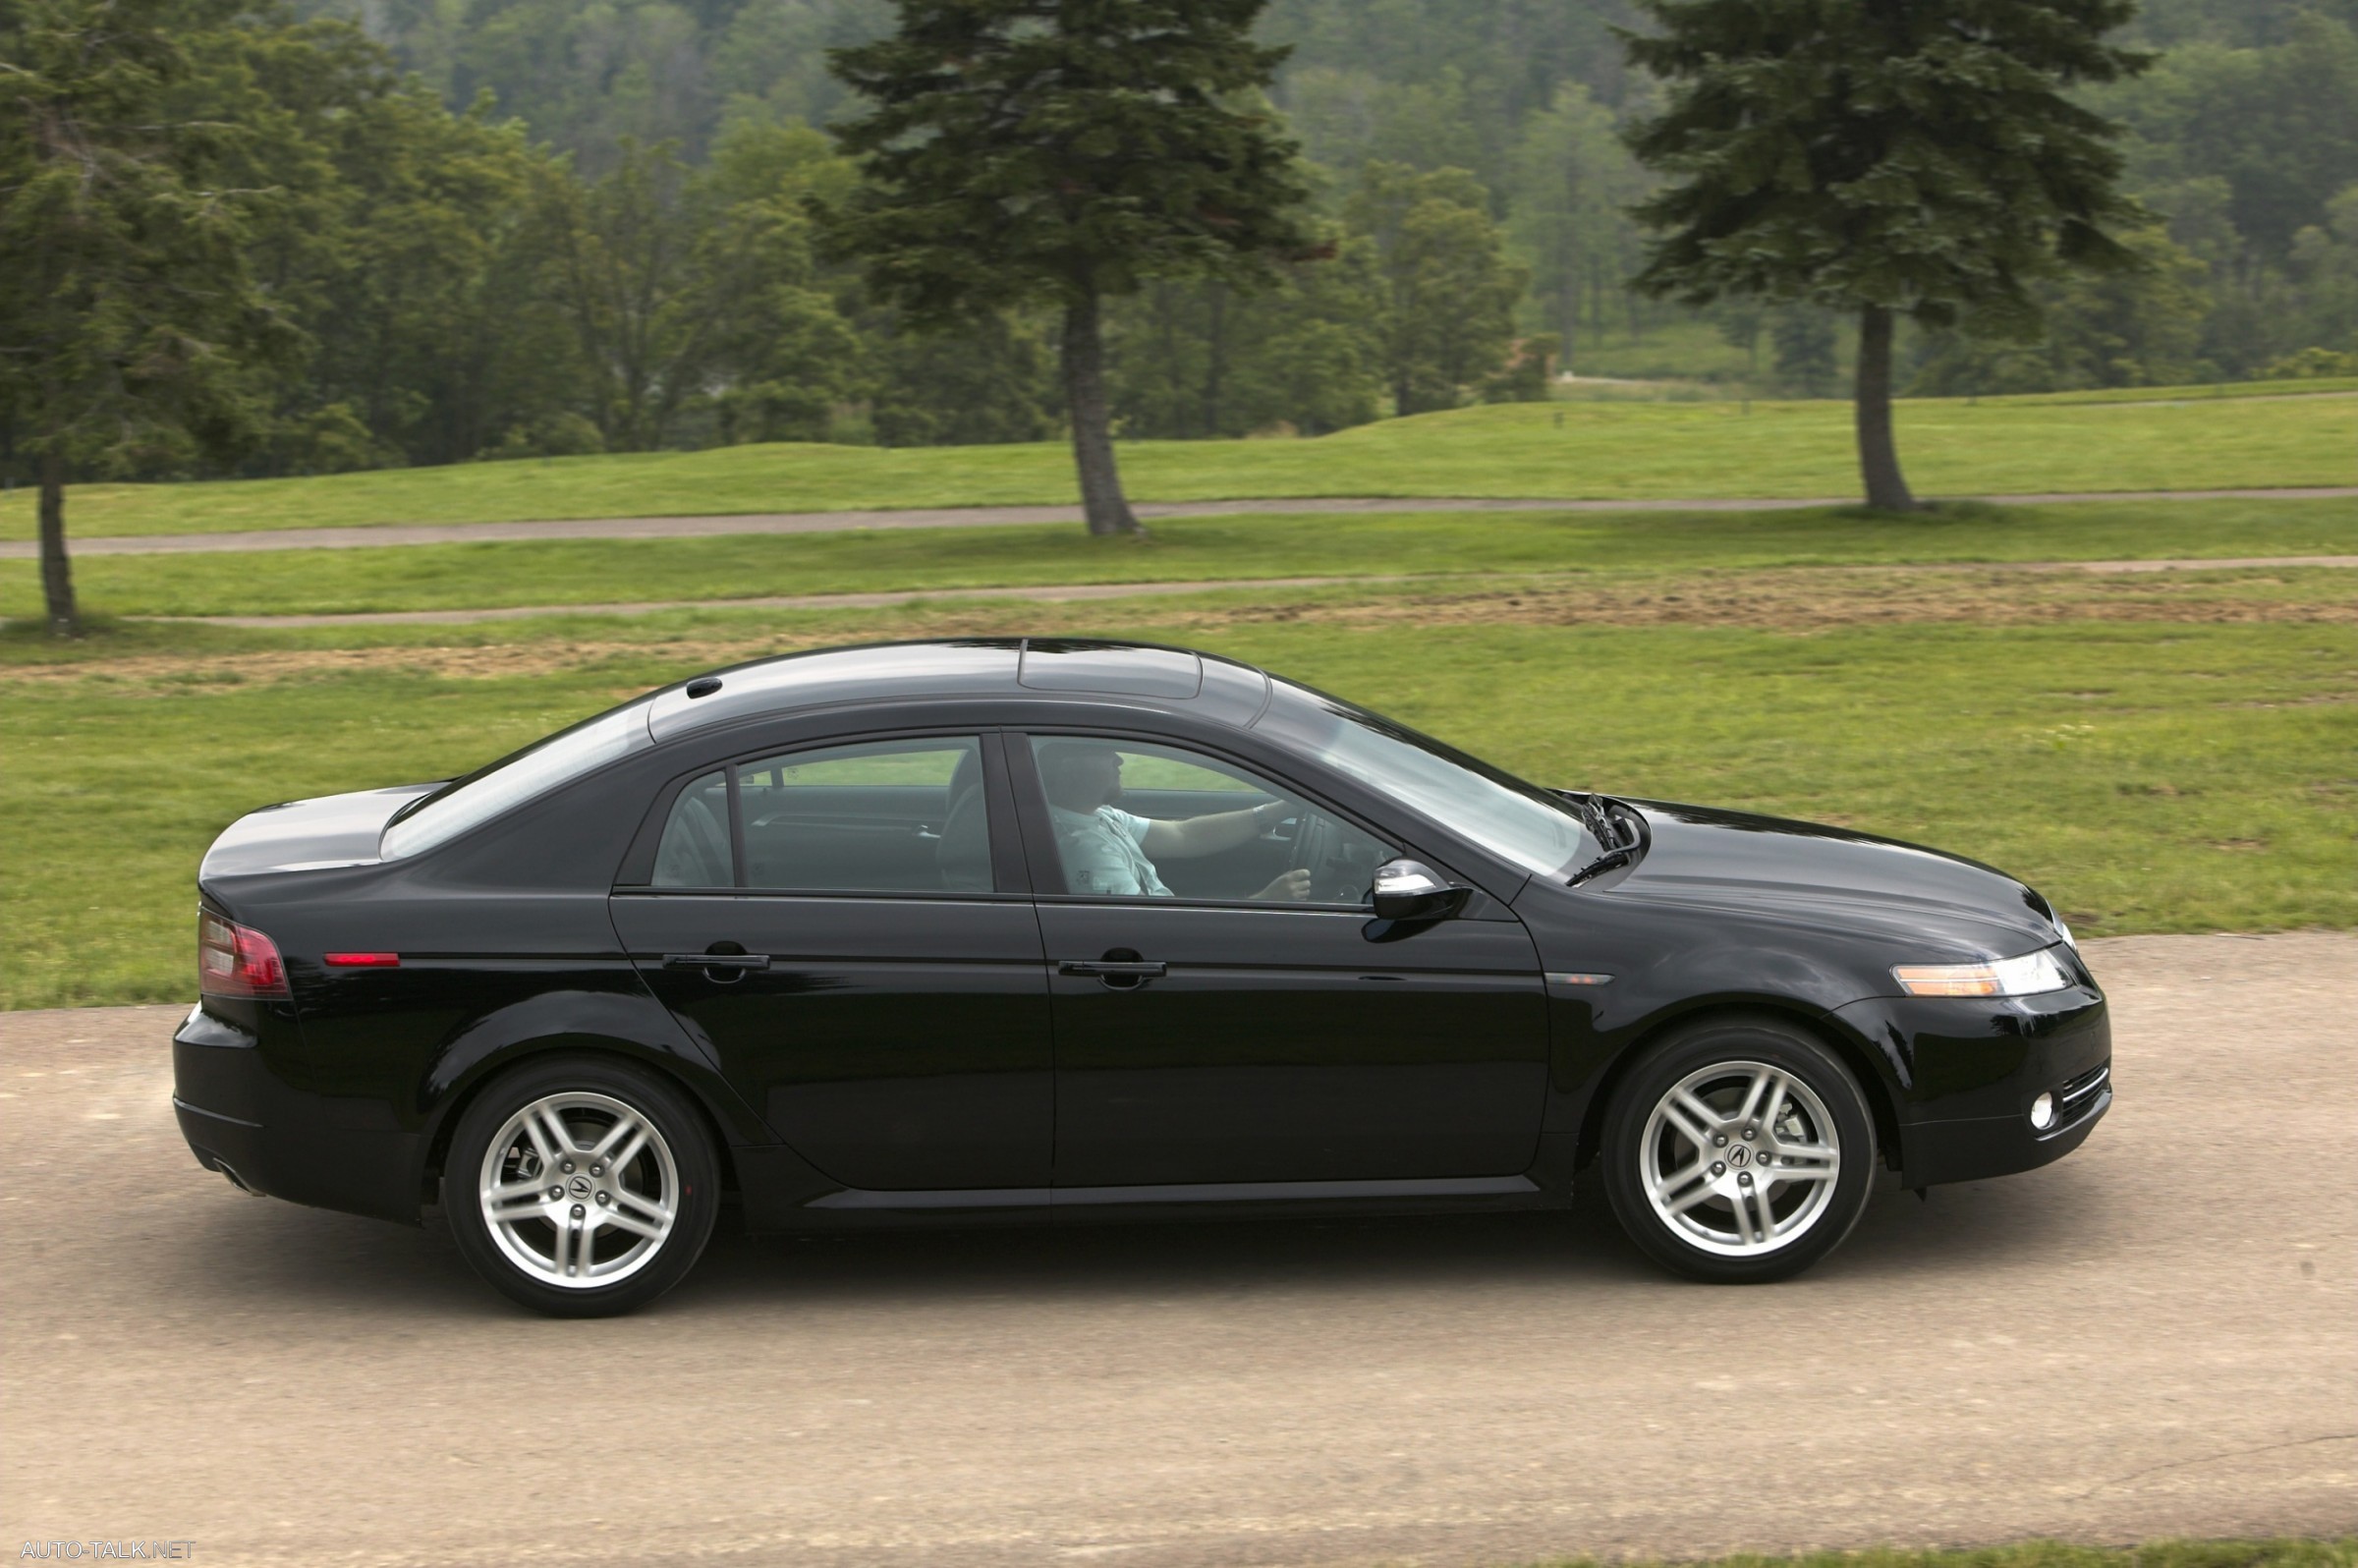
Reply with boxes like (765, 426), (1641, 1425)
(1285, 809), (1349, 902)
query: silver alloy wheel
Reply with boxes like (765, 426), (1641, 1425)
(477, 1091), (679, 1289)
(1638, 1059), (1842, 1258)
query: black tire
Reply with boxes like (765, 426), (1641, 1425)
(445, 1054), (719, 1317)
(1600, 1015), (1878, 1284)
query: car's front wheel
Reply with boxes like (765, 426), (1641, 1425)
(446, 1055), (719, 1316)
(1600, 1017), (1877, 1283)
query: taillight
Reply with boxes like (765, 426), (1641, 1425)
(198, 912), (289, 998)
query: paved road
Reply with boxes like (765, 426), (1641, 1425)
(137, 553), (2358, 628)
(2, 932), (2352, 1568)
(5, 486), (2353, 558)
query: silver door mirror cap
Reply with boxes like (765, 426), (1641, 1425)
(1371, 858), (1471, 923)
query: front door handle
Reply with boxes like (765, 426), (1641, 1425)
(1058, 960), (1167, 979)
(664, 952), (772, 973)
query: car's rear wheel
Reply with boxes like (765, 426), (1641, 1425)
(446, 1055), (718, 1316)
(1600, 1017), (1877, 1283)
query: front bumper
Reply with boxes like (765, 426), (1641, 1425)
(1830, 980), (2112, 1189)
(1900, 1067), (2111, 1187)
(172, 1004), (423, 1222)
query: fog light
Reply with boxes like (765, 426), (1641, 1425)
(2029, 1092), (2056, 1131)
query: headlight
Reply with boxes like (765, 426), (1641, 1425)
(1893, 947), (2074, 998)
(2051, 913), (2076, 950)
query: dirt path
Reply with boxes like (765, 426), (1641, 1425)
(127, 552), (2358, 629)
(3, 486), (2352, 559)
(2, 932), (2352, 1567)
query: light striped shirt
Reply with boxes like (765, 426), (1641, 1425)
(1046, 805), (1171, 897)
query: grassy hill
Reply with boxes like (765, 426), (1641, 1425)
(4, 385), (2350, 541)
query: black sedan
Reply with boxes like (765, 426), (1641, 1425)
(174, 640), (2110, 1315)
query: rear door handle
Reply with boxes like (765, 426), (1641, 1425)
(1058, 960), (1167, 979)
(664, 953), (772, 972)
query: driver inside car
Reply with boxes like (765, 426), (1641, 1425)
(1037, 741), (1312, 901)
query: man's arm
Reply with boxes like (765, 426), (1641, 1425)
(1141, 799), (1284, 860)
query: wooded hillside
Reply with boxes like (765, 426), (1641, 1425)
(5, 0), (2352, 487)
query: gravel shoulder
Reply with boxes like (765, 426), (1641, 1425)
(1, 932), (2353, 1567)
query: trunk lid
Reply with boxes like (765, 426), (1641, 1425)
(198, 785), (440, 882)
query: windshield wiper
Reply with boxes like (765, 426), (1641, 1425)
(1567, 844), (1640, 885)
(1563, 794), (1647, 885)
(1554, 789), (1611, 839)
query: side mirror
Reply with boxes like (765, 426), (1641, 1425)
(1371, 858), (1469, 923)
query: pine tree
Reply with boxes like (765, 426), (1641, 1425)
(824, 0), (1312, 534)
(1620, 0), (2150, 510)
(0, 0), (297, 633)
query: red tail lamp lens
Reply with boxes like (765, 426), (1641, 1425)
(323, 952), (401, 969)
(198, 913), (289, 998)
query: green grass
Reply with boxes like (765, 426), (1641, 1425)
(7, 498), (2354, 620)
(4, 593), (2351, 1008)
(1988, 377), (2358, 405)
(4, 389), (2349, 540)
(1517, 1543), (2356, 1568)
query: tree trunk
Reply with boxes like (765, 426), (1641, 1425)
(1060, 290), (1142, 536)
(1855, 304), (1917, 512)
(38, 444), (77, 636)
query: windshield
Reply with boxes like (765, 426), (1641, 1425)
(380, 700), (653, 861)
(1258, 681), (1591, 878)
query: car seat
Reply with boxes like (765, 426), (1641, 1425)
(653, 785), (730, 887)
(936, 748), (991, 891)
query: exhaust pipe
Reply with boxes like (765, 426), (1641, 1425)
(196, 1148), (264, 1196)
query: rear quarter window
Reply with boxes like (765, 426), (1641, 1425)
(381, 701), (653, 861)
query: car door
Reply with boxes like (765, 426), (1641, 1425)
(610, 730), (1052, 1193)
(1013, 732), (1550, 1190)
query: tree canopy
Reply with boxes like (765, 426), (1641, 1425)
(265, 0), (2355, 400)
(1345, 164), (1527, 417)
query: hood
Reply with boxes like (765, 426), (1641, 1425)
(198, 784), (441, 881)
(1601, 799), (2068, 961)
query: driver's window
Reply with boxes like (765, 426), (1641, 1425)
(1028, 737), (1394, 906)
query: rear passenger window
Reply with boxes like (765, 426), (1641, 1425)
(737, 737), (991, 893)
(651, 770), (730, 887)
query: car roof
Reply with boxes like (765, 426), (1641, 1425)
(644, 639), (1273, 743)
